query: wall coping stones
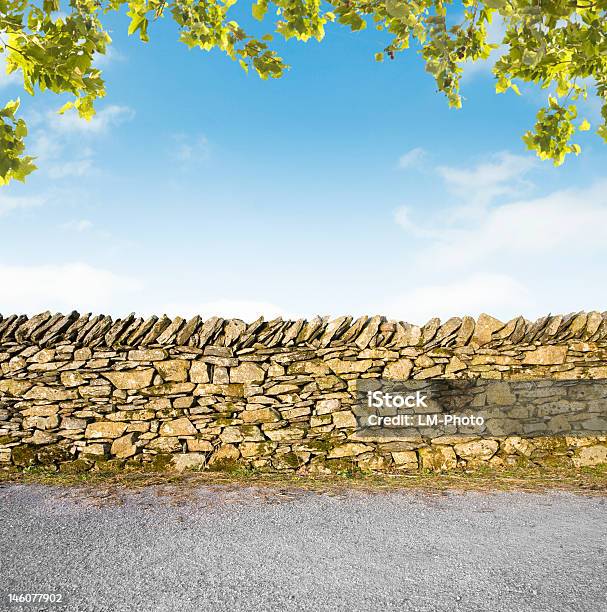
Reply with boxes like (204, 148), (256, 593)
(1, 311), (606, 350)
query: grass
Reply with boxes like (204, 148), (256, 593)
(1, 464), (606, 496)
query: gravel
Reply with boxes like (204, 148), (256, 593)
(1, 484), (606, 612)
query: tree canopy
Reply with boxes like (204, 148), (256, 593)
(1, 0), (606, 184)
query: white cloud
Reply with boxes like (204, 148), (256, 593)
(437, 151), (536, 208)
(0, 194), (45, 216)
(397, 147), (426, 169)
(172, 134), (210, 163)
(0, 263), (141, 314)
(26, 104), (133, 180)
(389, 153), (607, 322)
(378, 274), (533, 323)
(47, 157), (94, 179)
(93, 46), (125, 69)
(423, 180), (607, 269)
(159, 300), (288, 322)
(61, 219), (93, 232)
(49, 105), (135, 134)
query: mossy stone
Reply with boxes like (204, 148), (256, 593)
(60, 459), (93, 474)
(149, 453), (174, 471)
(207, 458), (241, 473)
(12, 445), (37, 467)
(37, 445), (71, 466)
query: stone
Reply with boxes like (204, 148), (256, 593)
(220, 426), (244, 444)
(418, 446), (457, 471)
(155, 360), (190, 382)
(416, 355), (435, 368)
(264, 427), (305, 442)
(355, 315), (382, 350)
(128, 349), (168, 361)
(326, 359), (373, 374)
(522, 346), (568, 365)
(30, 348), (56, 363)
(143, 382), (195, 396)
(453, 439), (498, 461)
(11, 445), (37, 467)
(78, 382), (112, 398)
(111, 433), (139, 458)
(239, 442), (276, 458)
(213, 367), (229, 384)
(471, 314), (504, 346)
(173, 396), (194, 409)
(171, 453), (207, 472)
(208, 444), (240, 466)
(327, 443), (373, 458)
(28, 430), (58, 445)
(414, 365), (443, 379)
(572, 445), (607, 467)
(159, 417), (197, 436)
(316, 399), (340, 415)
(23, 415), (58, 430)
(486, 382), (516, 406)
(187, 439), (214, 452)
(21, 405), (59, 417)
(332, 410), (357, 429)
(502, 436), (534, 457)
(242, 407), (281, 424)
(287, 360), (331, 376)
(85, 422), (128, 439)
(272, 452), (303, 470)
(23, 386), (77, 401)
(60, 371), (86, 387)
(383, 359), (413, 380)
(37, 445), (71, 465)
(0, 380), (33, 396)
(391, 451), (418, 468)
(230, 363), (265, 384)
(189, 361), (210, 383)
(357, 455), (387, 471)
(431, 435), (478, 445)
(147, 436), (182, 453)
(103, 369), (154, 390)
(193, 383), (243, 397)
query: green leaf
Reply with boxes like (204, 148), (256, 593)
(252, 1), (268, 21)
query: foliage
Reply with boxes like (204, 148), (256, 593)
(1, 0), (607, 183)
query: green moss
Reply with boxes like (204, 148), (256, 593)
(11, 445), (37, 467)
(60, 459), (93, 474)
(0, 435), (13, 445)
(432, 348), (453, 356)
(324, 458), (361, 475)
(212, 417), (236, 427)
(207, 458), (242, 473)
(94, 459), (125, 473)
(37, 445), (71, 466)
(273, 452), (300, 469)
(300, 439), (333, 453)
(148, 453), (174, 471)
(125, 457), (143, 469)
(534, 454), (572, 468)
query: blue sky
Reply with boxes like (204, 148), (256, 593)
(1, 12), (606, 324)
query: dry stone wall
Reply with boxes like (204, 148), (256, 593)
(1, 310), (607, 474)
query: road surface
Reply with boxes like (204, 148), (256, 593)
(1, 484), (605, 611)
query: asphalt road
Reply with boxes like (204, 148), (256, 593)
(1, 484), (606, 612)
